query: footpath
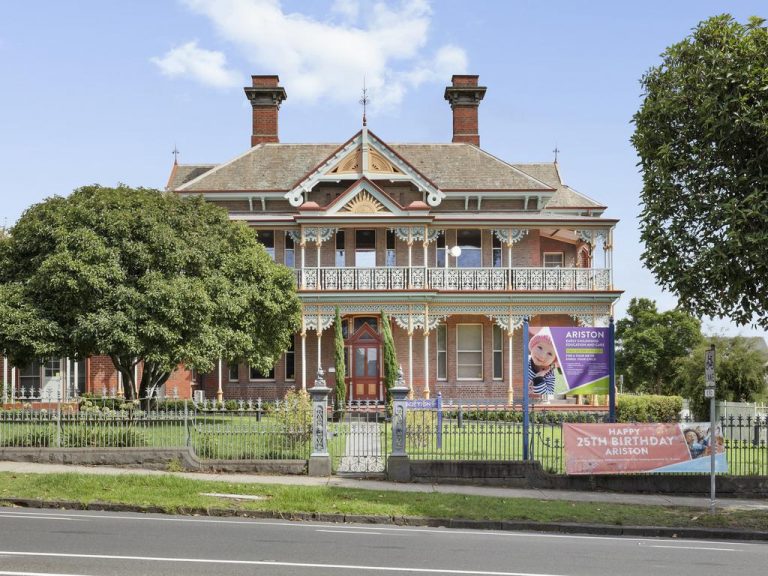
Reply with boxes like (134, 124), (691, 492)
(1, 461), (767, 541)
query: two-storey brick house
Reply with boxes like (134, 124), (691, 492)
(168, 74), (620, 404)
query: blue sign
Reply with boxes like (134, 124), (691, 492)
(405, 393), (443, 449)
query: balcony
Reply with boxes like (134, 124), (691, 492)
(297, 267), (611, 292)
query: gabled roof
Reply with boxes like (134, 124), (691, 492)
(322, 178), (407, 216)
(171, 141), (562, 195)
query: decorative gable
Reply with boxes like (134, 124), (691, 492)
(285, 128), (444, 208)
(343, 191), (386, 213)
(322, 178), (415, 217)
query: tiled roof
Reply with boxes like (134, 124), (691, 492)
(167, 164), (216, 190)
(172, 143), (559, 193)
(512, 163), (605, 209)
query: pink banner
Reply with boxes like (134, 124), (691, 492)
(564, 423), (727, 474)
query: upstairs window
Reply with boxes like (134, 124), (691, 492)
(335, 230), (346, 267)
(386, 230), (396, 266)
(492, 234), (502, 267)
(355, 229), (376, 267)
(436, 233), (446, 267)
(284, 233), (295, 268)
(457, 230), (481, 268)
(257, 230), (275, 260)
(543, 252), (564, 268)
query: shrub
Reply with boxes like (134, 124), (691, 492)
(616, 394), (683, 423)
(273, 389), (311, 442)
(62, 427), (148, 448)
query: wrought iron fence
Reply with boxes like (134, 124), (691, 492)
(328, 402), (389, 475)
(0, 395), (312, 461)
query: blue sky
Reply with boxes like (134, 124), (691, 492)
(0, 0), (765, 340)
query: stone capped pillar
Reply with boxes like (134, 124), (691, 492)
(444, 75), (487, 147)
(244, 75), (287, 146)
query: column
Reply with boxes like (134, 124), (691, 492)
(388, 367), (410, 482)
(407, 314), (414, 398)
(74, 360), (79, 399)
(423, 328), (430, 399)
(300, 231), (306, 289)
(2, 355), (7, 403)
(317, 330), (322, 372)
(216, 357), (223, 402)
(301, 330), (307, 391)
(507, 330), (514, 405)
(308, 367), (331, 477)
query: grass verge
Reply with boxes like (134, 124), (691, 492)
(0, 471), (766, 532)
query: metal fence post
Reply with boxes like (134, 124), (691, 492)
(308, 367), (331, 476)
(388, 366), (411, 481)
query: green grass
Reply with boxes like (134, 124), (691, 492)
(0, 471), (766, 531)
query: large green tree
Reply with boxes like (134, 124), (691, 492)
(631, 15), (768, 329)
(616, 298), (702, 394)
(677, 336), (767, 420)
(0, 185), (301, 400)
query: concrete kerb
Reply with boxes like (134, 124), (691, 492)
(1, 496), (766, 542)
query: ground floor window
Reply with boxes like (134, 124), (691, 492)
(437, 324), (447, 380)
(492, 325), (503, 380)
(228, 363), (239, 382)
(19, 360), (41, 391)
(285, 339), (295, 381)
(456, 324), (483, 380)
(249, 365), (275, 381)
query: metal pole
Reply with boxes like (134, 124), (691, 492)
(609, 317), (616, 422)
(709, 343), (716, 514)
(522, 317), (530, 460)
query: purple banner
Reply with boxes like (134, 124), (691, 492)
(529, 327), (610, 395)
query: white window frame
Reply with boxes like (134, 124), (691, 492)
(492, 324), (503, 380)
(285, 339), (295, 382)
(543, 252), (564, 268)
(456, 229), (482, 268)
(436, 324), (447, 381)
(456, 323), (483, 381)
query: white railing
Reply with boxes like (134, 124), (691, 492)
(297, 267), (611, 291)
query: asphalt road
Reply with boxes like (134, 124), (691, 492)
(0, 507), (764, 576)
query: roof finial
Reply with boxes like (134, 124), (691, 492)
(172, 144), (180, 165)
(359, 77), (369, 127)
(553, 145), (560, 163)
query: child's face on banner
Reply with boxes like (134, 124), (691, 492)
(531, 338), (556, 368)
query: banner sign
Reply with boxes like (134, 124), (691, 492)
(405, 395), (443, 449)
(528, 327), (610, 395)
(564, 422), (728, 475)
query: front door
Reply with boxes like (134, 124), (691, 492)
(347, 322), (381, 401)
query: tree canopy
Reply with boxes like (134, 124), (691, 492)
(631, 15), (768, 329)
(0, 185), (301, 400)
(616, 298), (702, 395)
(677, 336), (767, 419)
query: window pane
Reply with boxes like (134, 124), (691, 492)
(493, 325), (502, 349)
(492, 248), (502, 268)
(457, 364), (482, 379)
(386, 250), (396, 266)
(457, 229), (481, 248)
(543, 253), (564, 268)
(356, 229), (376, 249)
(336, 249), (345, 267)
(386, 230), (395, 250)
(493, 351), (503, 379)
(285, 338), (295, 381)
(457, 248), (481, 268)
(258, 230), (274, 248)
(336, 230), (345, 250)
(367, 347), (378, 377)
(285, 249), (295, 268)
(437, 325), (447, 350)
(437, 352), (447, 380)
(228, 364), (239, 381)
(436, 248), (445, 267)
(249, 365), (275, 380)
(285, 233), (294, 249)
(356, 250), (376, 267)
(457, 325), (482, 350)
(354, 348), (366, 376)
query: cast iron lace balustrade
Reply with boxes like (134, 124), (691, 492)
(296, 267), (611, 291)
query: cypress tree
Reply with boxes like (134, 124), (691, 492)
(380, 310), (398, 403)
(333, 306), (346, 416)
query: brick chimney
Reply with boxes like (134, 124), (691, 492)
(244, 75), (287, 146)
(444, 75), (487, 147)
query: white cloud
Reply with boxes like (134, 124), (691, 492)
(151, 40), (241, 88)
(157, 0), (468, 111)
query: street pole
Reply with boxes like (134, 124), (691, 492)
(705, 344), (716, 514)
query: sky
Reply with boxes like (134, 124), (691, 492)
(0, 0), (765, 341)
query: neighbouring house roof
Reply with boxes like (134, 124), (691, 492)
(511, 163), (606, 210)
(172, 143), (563, 193)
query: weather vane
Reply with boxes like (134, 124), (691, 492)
(172, 144), (180, 165)
(553, 145), (560, 163)
(359, 78), (369, 127)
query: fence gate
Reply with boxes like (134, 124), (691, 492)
(329, 403), (388, 476)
